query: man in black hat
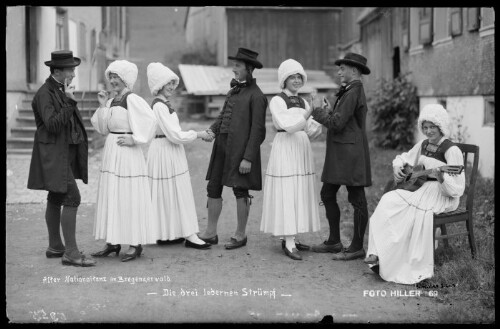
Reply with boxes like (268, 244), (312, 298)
(197, 48), (268, 250)
(309, 52), (372, 260)
(28, 50), (96, 266)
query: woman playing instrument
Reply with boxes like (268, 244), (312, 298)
(364, 104), (465, 284)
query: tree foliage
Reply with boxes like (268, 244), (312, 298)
(369, 73), (419, 150)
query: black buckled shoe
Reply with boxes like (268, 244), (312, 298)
(283, 245), (302, 260)
(121, 245), (143, 262)
(185, 240), (211, 249)
(224, 237), (247, 250)
(61, 254), (96, 267)
(281, 240), (310, 251)
(46, 247), (65, 258)
(156, 238), (185, 245)
(198, 235), (218, 245)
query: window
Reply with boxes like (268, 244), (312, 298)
(433, 8), (449, 42)
(56, 9), (66, 50)
(484, 96), (495, 126)
(419, 8), (433, 45)
(467, 8), (480, 31)
(450, 8), (463, 37)
(101, 7), (107, 30)
(78, 22), (87, 60)
(437, 98), (447, 109)
(393, 47), (400, 79)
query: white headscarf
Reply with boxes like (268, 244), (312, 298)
(105, 60), (138, 90)
(146, 62), (180, 96)
(417, 104), (451, 138)
(277, 59), (307, 90)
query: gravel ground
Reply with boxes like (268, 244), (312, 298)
(6, 121), (444, 323)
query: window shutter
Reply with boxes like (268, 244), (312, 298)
(419, 8), (433, 45)
(450, 8), (463, 37)
(467, 7), (480, 31)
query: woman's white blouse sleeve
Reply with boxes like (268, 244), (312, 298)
(303, 101), (322, 139)
(90, 99), (113, 135)
(392, 139), (425, 168)
(126, 93), (157, 144)
(439, 146), (466, 198)
(153, 102), (197, 144)
(270, 96), (306, 133)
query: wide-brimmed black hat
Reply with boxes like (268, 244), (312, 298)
(228, 47), (263, 69)
(334, 52), (370, 75)
(44, 50), (81, 67)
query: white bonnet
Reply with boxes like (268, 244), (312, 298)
(147, 62), (180, 96)
(105, 60), (138, 90)
(278, 59), (307, 90)
(417, 103), (450, 137)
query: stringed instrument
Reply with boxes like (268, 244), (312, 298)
(384, 164), (464, 193)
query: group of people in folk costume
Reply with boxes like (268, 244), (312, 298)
(28, 48), (465, 285)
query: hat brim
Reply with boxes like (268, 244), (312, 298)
(228, 56), (263, 69)
(334, 59), (370, 75)
(44, 57), (81, 67)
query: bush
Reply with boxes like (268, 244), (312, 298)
(369, 73), (419, 150)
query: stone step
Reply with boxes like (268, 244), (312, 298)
(16, 116), (93, 126)
(10, 126), (95, 138)
(7, 136), (94, 150)
(17, 108), (98, 117)
(6, 148), (33, 155)
(20, 98), (101, 108)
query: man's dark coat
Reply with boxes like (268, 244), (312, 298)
(312, 80), (372, 187)
(206, 78), (268, 190)
(27, 77), (88, 193)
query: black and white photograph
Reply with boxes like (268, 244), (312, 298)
(5, 6), (495, 323)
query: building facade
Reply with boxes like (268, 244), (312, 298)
(6, 6), (129, 149)
(349, 7), (494, 178)
(184, 6), (342, 71)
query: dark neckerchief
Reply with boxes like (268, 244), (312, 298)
(228, 78), (248, 96)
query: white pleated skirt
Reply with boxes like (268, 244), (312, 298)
(93, 134), (156, 245)
(260, 131), (321, 236)
(147, 138), (199, 240)
(367, 179), (460, 284)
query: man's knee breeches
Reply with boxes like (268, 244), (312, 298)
(47, 179), (81, 207)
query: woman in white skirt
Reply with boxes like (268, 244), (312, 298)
(260, 59), (323, 260)
(146, 62), (210, 250)
(364, 104), (465, 284)
(91, 60), (157, 262)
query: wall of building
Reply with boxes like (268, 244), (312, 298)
(226, 8), (341, 70)
(408, 8), (494, 97)
(416, 97), (494, 179)
(128, 7), (189, 102)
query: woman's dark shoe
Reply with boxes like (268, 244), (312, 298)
(61, 254), (96, 267)
(121, 245), (143, 262)
(224, 237), (247, 250)
(283, 245), (302, 260)
(281, 240), (310, 251)
(91, 243), (121, 257)
(185, 240), (211, 249)
(46, 247), (65, 258)
(198, 234), (218, 245)
(156, 238), (185, 245)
